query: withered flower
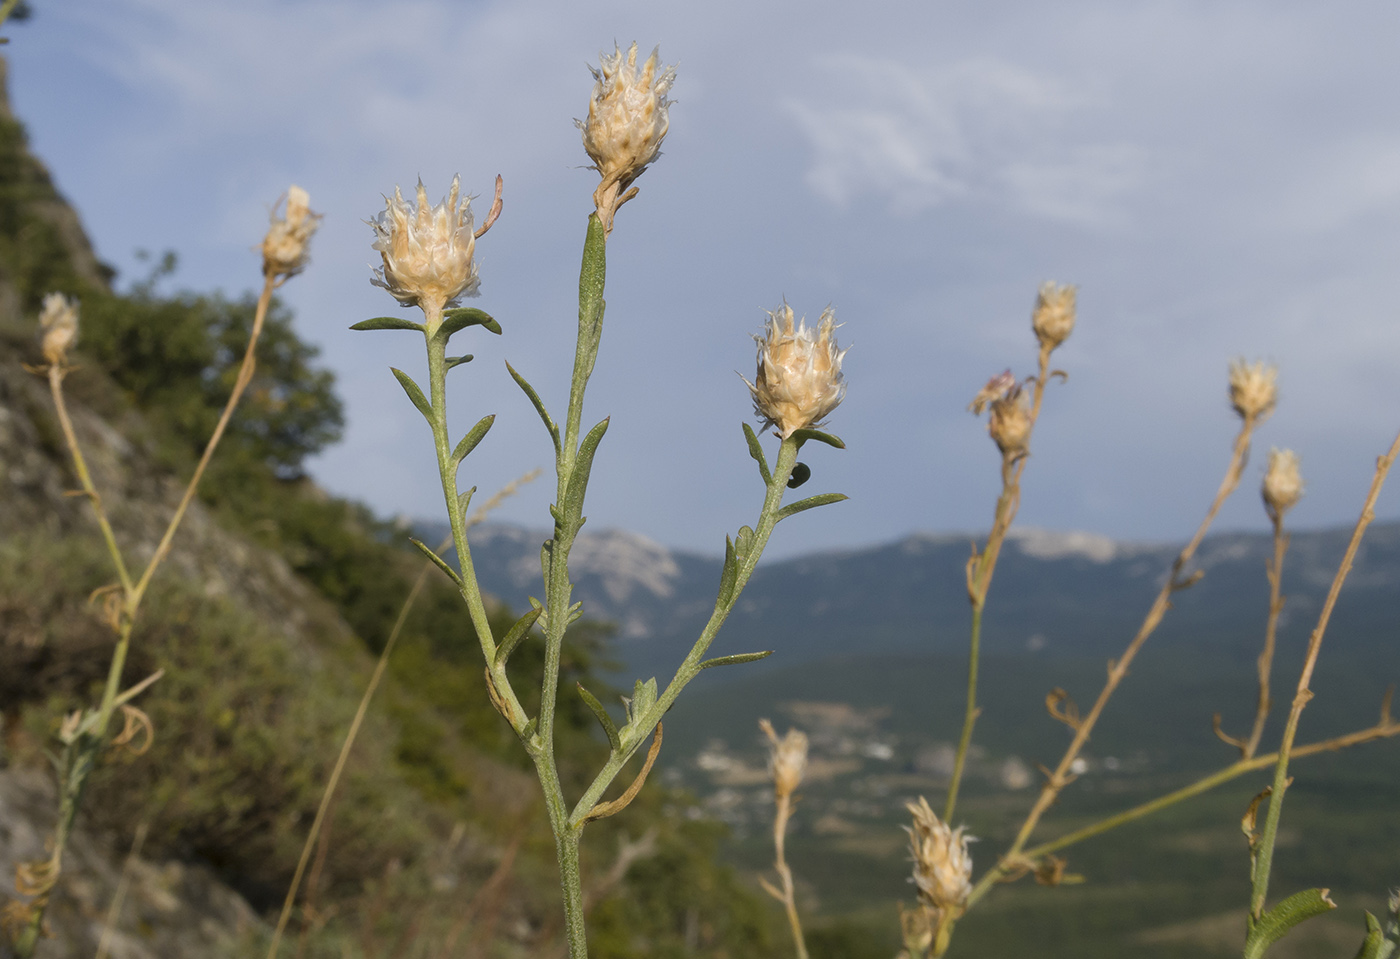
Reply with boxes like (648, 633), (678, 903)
(904, 797), (974, 917)
(261, 184), (321, 278)
(370, 176), (480, 319)
(1262, 447), (1303, 521)
(577, 43), (675, 232)
(759, 718), (808, 800)
(744, 304), (848, 439)
(1229, 359), (1277, 422)
(1031, 281), (1076, 352)
(39, 293), (79, 366)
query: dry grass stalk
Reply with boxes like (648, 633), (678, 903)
(758, 718), (810, 959)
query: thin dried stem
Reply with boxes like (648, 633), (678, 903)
(1249, 427), (1400, 921)
(267, 471), (539, 959)
(998, 415), (1258, 866)
(1243, 516), (1289, 759)
(946, 342), (1055, 822)
(760, 792), (810, 959)
(94, 821), (148, 959)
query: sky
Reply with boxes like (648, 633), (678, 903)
(7, 0), (1400, 560)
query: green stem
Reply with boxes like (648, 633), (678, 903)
(570, 438), (799, 827)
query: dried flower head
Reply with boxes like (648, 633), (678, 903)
(370, 176), (479, 318)
(1229, 359), (1277, 422)
(759, 719), (808, 799)
(39, 293), (79, 366)
(905, 797), (973, 917)
(744, 304), (848, 439)
(1262, 447), (1303, 521)
(1032, 281), (1077, 351)
(262, 184), (321, 278)
(971, 372), (1031, 457)
(577, 42), (675, 232)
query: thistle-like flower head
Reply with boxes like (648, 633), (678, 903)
(577, 42), (675, 232)
(1229, 359), (1278, 422)
(370, 176), (479, 318)
(262, 184), (321, 278)
(1262, 447), (1303, 521)
(971, 371), (1031, 458)
(744, 304), (848, 439)
(39, 293), (79, 366)
(905, 797), (973, 917)
(759, 719), (809, 800)
(1032, 281), (1077, 352)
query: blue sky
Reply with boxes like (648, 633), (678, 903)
(8, 0), (1400, 559)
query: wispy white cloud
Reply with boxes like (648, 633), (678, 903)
(786, 54), (1145, 227)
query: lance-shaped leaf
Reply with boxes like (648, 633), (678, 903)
(409, 537), (461, 586)
(451, 414), (496, 469)
(577, 683), (621, 752)
(1245, 888), (1337, 959)
(390, 368), (433, 421)
(742, 422), (772, 485)
(445, 354), (474, 372)
(440, 307), (502, 337)
(456, 486), (475, 524)
(493, 607), (543, 668)
(790, 428), (846, 450)
(734, 525), (756, 564)
(777, 492), (848, 521)
(631, 678), (658, 721)
(351, 316), (426, 333)
(716, 535), (738, 608)
(562, 418), (610, 524)
(698, 650), (773, 671)
(506, 361), (561, 453)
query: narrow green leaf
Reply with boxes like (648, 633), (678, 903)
(456, 486), (476, 524)
(698, 650), (774, 671)
(633, 678), (658, 718)
(777, 492), (849, 521)
(450, 414), (496, 468)
(440, 307), (502, 336)
(506, 361), (561, 453)
(445, 354), (474, 371)
(390, 368), (433, 420)
(408, 537), (461, 586)
(521, 716), (538, 741)
(742, 422), (772, 485)
(563, 417), (610, 522)
(493, 607), (543, 668)
(577, 683), (621, 752)
(351, 316), (426, 333)
(790, 428), (846, 450)
(1245, 888), (1337, 959)
(716, 535), (738, 607)
(735, 526), (755, 564)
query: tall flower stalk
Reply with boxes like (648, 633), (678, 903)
(353, 43), (848, 958)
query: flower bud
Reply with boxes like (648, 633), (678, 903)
(577, 43), (675, 232)
(261, 184), (321, 278)
(370, 176), (480, 318)
(744, 304), (848, 439)
(905, 797), (973, 918)
(759, 719), (808, 800)
(39, 293), (79, 366)
(1032, 281), (1076, 351)
(1229, 359), (1277, 422)
(1262, 447), (1303, 521)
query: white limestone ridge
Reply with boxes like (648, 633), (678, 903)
(473, 524), (680, 602)
(1008, 527), (1120, 563)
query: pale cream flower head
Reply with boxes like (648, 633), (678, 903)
(759, 719), (808, 800)
(370, 176), (479, 318)
(744, 304), (848, 439)
(262, 185), (321, 278)
(970, 371), (1031, 458)
(905, 797), (973, 917)
(1262, 447), (1303, 521)
(577, 42), (676, 232)
(1032, 281), (1077, 352)
(1229, 359), (1278, 422)
(39, 293), (79, 366)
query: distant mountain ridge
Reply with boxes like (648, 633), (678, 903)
(420, 519), (1400, 679)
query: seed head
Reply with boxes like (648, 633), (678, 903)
(261, 185), (321, 278)
(1229, 359), (1277, 422)
(743, 304), (848, 439)
(971, 372), (1031, 457)
(905, 797), (973, 917)
(577, 43), (675, 232)
(759, 719), (808, 800)
(1032, 281), (1076, 352)
(39, 293), (79, 366)
(370, 176), (479, 318)
(1262, 447), (1303, 522)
